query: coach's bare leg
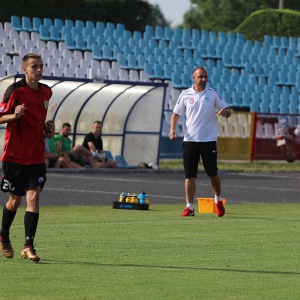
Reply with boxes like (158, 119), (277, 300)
(185, 177), (196, 204)
(210, 175), (221, 196)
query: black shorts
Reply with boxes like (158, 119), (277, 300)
(183, 141), (218, 178)
(1, 162), (47, 196)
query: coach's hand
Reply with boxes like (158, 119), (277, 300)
(169, 130), (177, 140)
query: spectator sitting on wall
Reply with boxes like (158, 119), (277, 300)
(82, 120), (117, 168)
(55, 122), (101, 169)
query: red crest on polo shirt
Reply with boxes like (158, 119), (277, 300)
(189, 98), (194, 104)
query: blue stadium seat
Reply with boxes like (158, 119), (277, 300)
(86, 20), (95, 30)
(155, 26), (164, 40)
(54, 18), (63, 32)
(143, 63), (155, 79)
(127, 54), (138, 69)
(101, 44), (114, 60)
(154, 47), (163, 58)
(112, 44), (122, 60)
(133, 30), (142, 41)
(163, 64), (172, 80)
(133, 46), (142, 58)
(153, 63), (164, 80)
(50, 25), (61, 42)
(117, 53), (127, 68)
(103, 150), (114, 160)
(259, 102), (269, 113)
(39, 25), (50, 40)
(144, 25), (154, 38)
(11, 16), (22, 31)
(32, 17), (42, 32)
(64, 34), (76, 50)
(115, 155), (136, 169)
(106, 22), (115, 31)
(157, 55), (166, 65)
(180, 35), (191, 49)
(137, 54), (146, 69)
(86, 35), (96, 51)
(71, 27), (81, 38)
(181, 73), (191, 88)
(164, 27), (173, 41)
(43, 18), (53, 28)
(191, 29), (200, 49)
(61, 26), (71, 39)
(171, 72), (182, 89)
(158, 39), (167, 50)
(96, 21), (105, 32)
(22, 16), (32, 31)
(272, 35), (280, 48)
(269, 102), (279, 114)
(82, 27), (93, 41)
(75, 35), (86, 51)
(96, 35), (105, 47)
(65, 19), (74, 28)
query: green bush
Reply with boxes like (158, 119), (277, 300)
(234, 9), (300, 41)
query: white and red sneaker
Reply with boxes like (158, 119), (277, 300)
(215, 201), (225, 217)
(180, 207), (195, 217)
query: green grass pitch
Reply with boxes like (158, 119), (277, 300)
(1, 203), (300, 300)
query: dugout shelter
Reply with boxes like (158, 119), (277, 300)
(0, 75), (166, 166)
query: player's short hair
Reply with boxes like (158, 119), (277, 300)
(93, 120), (102, 125)
(22, 53), (42, 67)
(62, 122), (71, 128)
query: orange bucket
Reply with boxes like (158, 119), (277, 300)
(197, 198), (226, 214)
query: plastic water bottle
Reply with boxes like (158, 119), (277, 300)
(119, 192), (126, 202)
(139, 191), (146, 204)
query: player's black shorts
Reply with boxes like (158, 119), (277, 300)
(1, 162), (47, 196)
(183, 141), (218, 178)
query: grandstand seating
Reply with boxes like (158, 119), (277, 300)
(0, 15), (300, 120)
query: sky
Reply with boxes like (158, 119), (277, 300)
(147, 0), (191, 27)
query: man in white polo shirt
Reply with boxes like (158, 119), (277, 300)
(169, 67), (231, 217)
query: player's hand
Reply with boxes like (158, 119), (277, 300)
(169, 130), (177, 140)
(14, 103), (26, 119)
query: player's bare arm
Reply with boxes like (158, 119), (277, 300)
(0, 104), (26, 124)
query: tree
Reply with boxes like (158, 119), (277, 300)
(182, 0), (300, 31)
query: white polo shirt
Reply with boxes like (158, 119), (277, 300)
(173, 86), (228, 142)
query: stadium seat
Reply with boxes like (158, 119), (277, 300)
(129, 69), (139, 81)
(153, 63), (164, 80)
(50, 25), (61, 42)
(11, 16), (22, 31)
(32, 17), (42, 32)
(75, 35), (86, 51)
(164, 26), (173, 41)
(115, 155), (136, 169)
(39, 25), (50, 40)
(154, 25), (164, 40)
(43, 18), (53, 29)
(143, 63), (155, 79)
(127, 53), (138, 70)
(22, 16), (32, 31)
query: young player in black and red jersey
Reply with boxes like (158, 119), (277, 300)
(0, 53), (53, 262)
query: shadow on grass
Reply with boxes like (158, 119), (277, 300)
(41, 259), (300, 275)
